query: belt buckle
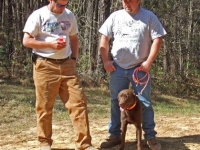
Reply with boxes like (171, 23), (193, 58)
(54, 59), (59, 62)
(51, 58), (60, 62)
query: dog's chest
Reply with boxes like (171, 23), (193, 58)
(124, 110), (138, 124)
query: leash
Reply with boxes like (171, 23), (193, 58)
(132, 67), (150, 95)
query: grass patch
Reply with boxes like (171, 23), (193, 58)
(84, 87), (110, 118)
(0, 80), (200, 136)
(152, 92), (200, 115)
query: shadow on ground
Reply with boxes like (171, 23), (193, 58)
(51, 134), (200, 150)
(52, 149), (75, 150)
(102, 134), (200, 150)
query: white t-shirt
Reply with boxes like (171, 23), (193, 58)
(99, 8), (167, 69)
(23, 6), (78, 59)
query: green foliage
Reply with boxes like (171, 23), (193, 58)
(0, 0), (199, 98)
(76, 55), (107, 87)
(0, 39), (12, 77)
(76, 55), (91, 73)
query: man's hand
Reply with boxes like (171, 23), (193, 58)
(50, 37), (67, 50)
(23, 33), (67, 50)
(138, 61), (151, 72)
(103, 60), (116, 73)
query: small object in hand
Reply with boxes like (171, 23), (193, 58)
(58, 36), (66, 43)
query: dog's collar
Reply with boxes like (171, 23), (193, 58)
(120, 101), (137, 111)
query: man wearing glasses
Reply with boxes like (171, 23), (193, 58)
(23, 0), (96, 150)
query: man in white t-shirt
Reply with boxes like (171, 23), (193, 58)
(99, 0), (166, 150)
(23, 0), (96, 150)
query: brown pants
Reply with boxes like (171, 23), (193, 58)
(33, 58), (92, 149)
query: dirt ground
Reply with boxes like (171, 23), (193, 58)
(0, 115), (200, 150)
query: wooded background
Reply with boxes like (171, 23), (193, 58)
(0, 0), (199, 98)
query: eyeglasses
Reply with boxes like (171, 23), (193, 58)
(53, 0), (68, 8)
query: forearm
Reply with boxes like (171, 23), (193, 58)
(146, 37), (163, 65)
(23, 32), (51, 49)
(23, 38), (51, 50)
(100, 47), (110, 63)
(99, 35), (110, 63)
(99, 35), (116, 72)
(70, 35), (79, 58)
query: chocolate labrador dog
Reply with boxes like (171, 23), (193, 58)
(118, 89), (143, 150)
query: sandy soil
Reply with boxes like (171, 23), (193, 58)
(0, 115), (200, 150)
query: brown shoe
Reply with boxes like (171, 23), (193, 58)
(100, 136), (121, 148)
(147, 138), (161, 150)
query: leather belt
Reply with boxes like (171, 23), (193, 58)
(36, 55), (70, 62)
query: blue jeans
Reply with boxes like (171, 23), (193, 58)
(108, 62), (157, 140)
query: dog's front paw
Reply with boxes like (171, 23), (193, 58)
(119, 145), (125, 150)
(137, 147), (143, 150)
(119, 146), (125, 150)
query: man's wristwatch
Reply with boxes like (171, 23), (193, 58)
(71, 57), (77, 61)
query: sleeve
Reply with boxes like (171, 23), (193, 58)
(23, 11), (40, 37)
(150, 13), (167, 40)
(98, 13), (114, 38)
(69, 13), (78, 36)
